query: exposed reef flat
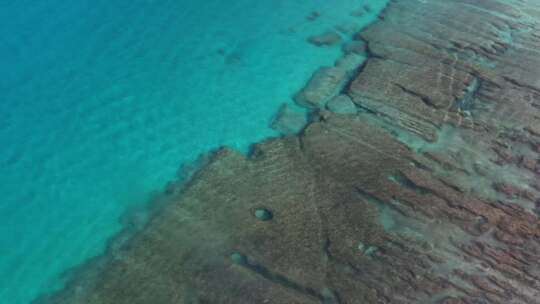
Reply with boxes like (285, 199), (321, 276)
(39, 0), (540, 303)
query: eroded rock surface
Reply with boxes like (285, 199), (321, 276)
(326, 94), (357, 114)
(39, 0), (540, 303)
(271, 104), (307, 135)
(295, 67), (348, 109)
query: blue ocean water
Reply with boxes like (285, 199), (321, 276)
(0, 1), (386, 303)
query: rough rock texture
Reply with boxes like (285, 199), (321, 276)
(326, 94), (357, 114)
(335, 53), (365, 73)
(295, 67), (348, 109)
(38, 0), (540, 303)
(271, 104), (308, 135)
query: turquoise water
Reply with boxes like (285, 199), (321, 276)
(0, 1), (385, 303)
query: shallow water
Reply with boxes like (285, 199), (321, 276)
(0, 1), (387, 303)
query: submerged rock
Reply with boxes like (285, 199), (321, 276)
(350, 4), (372, 18)
(295, 67), (347, 109)
(270, 104), (307, 135)
(307, 31), (342, 47)
(335, 53), (366, 72)
(306, 11), (320, 22)
(326, 94), (357, 114)
(363, 4), (372, 12)
(335, 22), (362, 35)
(40, 1), (540, 303)
(350, 8), (366, 17)
(342, 40), (367, 55)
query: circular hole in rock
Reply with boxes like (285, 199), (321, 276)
(230, 252), (247, 265)
(254, 208), (273, 221)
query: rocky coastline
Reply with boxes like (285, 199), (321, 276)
(38, 0), (540, 303)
